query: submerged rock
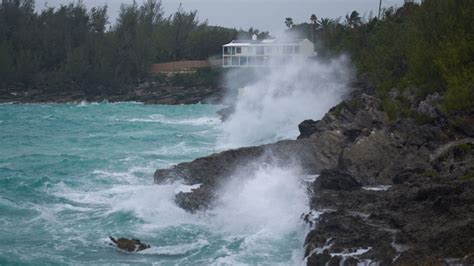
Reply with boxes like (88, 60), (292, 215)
(109, 237), (150, 252)
(216, 105), (235, 122)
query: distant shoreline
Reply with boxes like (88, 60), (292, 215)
(0, 83), (225, 105)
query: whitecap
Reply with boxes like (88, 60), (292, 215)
(127, 114), (220, 126)
(362, 185), (392, 191)
(139, 239), (209, 255)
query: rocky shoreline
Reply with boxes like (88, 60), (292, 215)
(0, 81), (225, 105)
(153, 84), (474, 264)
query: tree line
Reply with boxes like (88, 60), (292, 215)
(0, 0), (268, 94)
(286, 0), (473, 113)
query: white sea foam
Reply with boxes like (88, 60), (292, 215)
(139, 239), (209, 255)
(127, 114), (220, 126)
(147, 142), (201, 157)
(362, 185), (392, 191)
(209, 164), (308, 235)
(109, 183), (198, 226)
(175, 183), (202, 194)
(77, 101), (99, 107)
(218, 56), (351, 149)
(90, 162), (310, 264)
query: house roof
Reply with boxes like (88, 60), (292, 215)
(223, 38), (310, 47)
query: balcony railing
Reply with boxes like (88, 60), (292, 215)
(222, 55), (300, 67)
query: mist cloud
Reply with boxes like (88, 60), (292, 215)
(218, 56), (352, 149)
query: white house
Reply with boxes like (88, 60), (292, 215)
(222, 35), (315, 67)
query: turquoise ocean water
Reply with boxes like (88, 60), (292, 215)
(0, 102), (307, 265)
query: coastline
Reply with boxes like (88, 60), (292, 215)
(0, 83), (225, 105)
(153, 84), (474, 264)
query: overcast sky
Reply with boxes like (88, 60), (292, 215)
(35, 0), (406, 32)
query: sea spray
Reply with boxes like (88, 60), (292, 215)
(210, 163), (308, 235)
(0, 55), (349, 264)
(205, 162), (309, 265)
(218, 56), (352, 149)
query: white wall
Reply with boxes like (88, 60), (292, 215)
(299, 40), (315, 57)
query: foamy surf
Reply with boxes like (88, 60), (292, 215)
(0, 78), (334, 264)
(127, 114), (221, 126)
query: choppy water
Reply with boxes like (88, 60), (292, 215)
(0, 102), (309, 265)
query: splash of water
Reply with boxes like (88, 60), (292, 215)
(210, 163), (308, 236)
(218, 56), (352, 149)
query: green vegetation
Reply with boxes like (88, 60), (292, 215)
(0, 0), (268, 94)
(288, 0), (473, 112)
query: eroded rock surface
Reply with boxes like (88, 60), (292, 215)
(153, 87), (474, 263)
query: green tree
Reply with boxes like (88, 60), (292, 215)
(284, 17), (294, 28)
(345, 11), (361, 28)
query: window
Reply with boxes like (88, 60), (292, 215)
(240, 57), (248, 65)
(294, 46), (300, 54)
(224, 47), (230, 55)
(232, 56), (239, 65)
(265, 47), (273, 54)
(224, 57), (231, 66)
(236, 47), (242, 54)
(256, 47), (264, 55)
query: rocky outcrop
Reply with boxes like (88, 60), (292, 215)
(154, 137), (343, 211)
(153, 87), (474, 263)
(301, 91), (474, 264)
(109, 237), (151, 252)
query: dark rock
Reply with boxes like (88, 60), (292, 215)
(216, 105), (235, 122)
(327, 255), (342, 266)
(298, 94), (388, 140)
(392, 169), (424, 184)
(109, 237), (150, 252)
(154, 137), (343, 211)
(151, 88), (474, 264)
(343, 257), (360, 265)
(175, 186), (214, 213)
(298, 119), (323, 139)
(307, 249), (332, 266)
(313, 169), (361, 191)
(1, 80), (225, 105)
(304, 211), (396, 265)
(450, 113), (474, 137)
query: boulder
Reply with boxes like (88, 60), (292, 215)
(298, 119), (321, 139)
(109, 237), (150, 252)
(313, 169), (361, 191)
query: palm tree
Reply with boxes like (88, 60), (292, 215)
(284, 17), (294, 28)
(318, 17), (335, 32)
(345, 11), (362, 28)
(310, 14), (319, 43)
